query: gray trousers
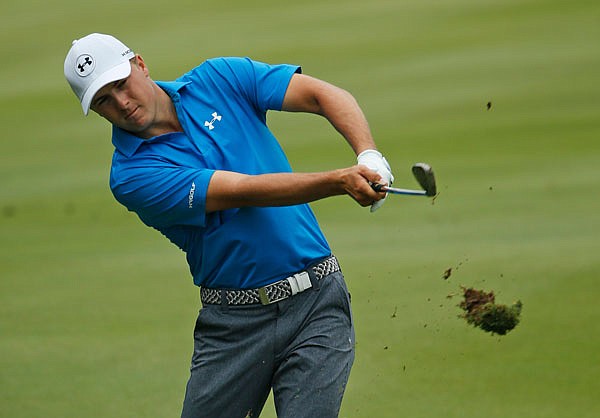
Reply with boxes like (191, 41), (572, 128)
(181, 271), (355, 418)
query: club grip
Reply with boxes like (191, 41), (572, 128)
(371, 183), (385, 192)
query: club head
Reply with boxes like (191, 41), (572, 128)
(411, 163), (437, 196)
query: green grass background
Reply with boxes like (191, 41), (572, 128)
(2, 0), (599, 417)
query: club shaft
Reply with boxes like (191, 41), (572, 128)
(382, 186), (427, 196)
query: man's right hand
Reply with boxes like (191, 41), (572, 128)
(336, 165), (387, 208)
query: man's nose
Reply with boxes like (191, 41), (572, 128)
(114, 91), (130, 109)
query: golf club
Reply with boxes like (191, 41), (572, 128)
(372, 163), (437, 197)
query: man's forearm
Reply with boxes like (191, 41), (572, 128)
(313, 84), (377, 156)
(205, 167), (384, 213)
(282, 74), (377, 156)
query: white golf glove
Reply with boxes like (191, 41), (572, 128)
(357, 149), (394, 212)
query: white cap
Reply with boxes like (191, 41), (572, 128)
(64, 33), (135, 115)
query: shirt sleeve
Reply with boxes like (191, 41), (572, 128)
(202, 57), (302, 112)
(110, 155), (215, 229)
(249, 59), (302, 111)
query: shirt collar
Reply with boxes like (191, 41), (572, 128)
(156, 80), (190, 98)
(111, 126), (144, 157)
(111, 80), (191, 158)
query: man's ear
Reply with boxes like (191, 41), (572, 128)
(134, 54), (150, 77)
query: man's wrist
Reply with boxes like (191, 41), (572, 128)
(357, 149), (381, 160)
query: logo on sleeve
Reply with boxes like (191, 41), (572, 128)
(188, 182), (196, 209)
(204, 112), (222, 130)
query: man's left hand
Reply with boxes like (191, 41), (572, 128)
(357, 149), (394, 212)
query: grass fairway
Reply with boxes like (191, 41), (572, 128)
(2, 0), (599, 417)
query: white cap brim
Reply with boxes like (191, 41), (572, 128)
(80, 60), (132, 115)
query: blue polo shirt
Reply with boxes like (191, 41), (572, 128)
(109, 57), (331, 289)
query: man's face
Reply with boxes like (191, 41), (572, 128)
(90, 56), (158, 136)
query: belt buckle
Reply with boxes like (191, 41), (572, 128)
(288, 271), (311, 295)
(258, 270), (311, 305)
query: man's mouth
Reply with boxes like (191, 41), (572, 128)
(125, 106), (139, 120)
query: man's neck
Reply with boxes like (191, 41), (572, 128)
(139, 83), (183, 139)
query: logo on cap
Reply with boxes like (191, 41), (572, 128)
(75, 54), (95, 77)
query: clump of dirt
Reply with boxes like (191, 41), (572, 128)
(459, 287), (522, 335)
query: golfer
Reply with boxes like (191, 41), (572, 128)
(64, 33), (393, 418)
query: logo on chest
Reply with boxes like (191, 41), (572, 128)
(204, 112), (222, 130)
